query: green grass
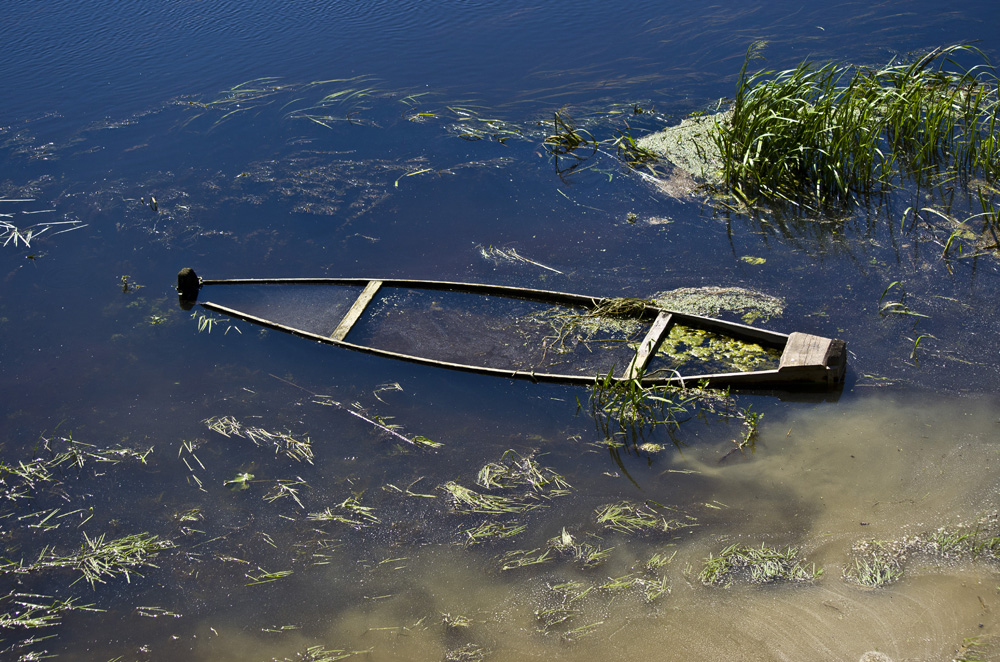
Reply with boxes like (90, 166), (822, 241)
(713, 43), (1000, 208)
(594, 500), (695, 535)
(699, 543), (822, 587)
(1, 532), (174, 588)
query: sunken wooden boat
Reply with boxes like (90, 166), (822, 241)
(177, 268), (846, 390)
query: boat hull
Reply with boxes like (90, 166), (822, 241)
(177, 269), (847, 390)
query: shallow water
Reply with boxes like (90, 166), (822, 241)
(47, 393), (1000, 662)
(3, 0), (1000, 660)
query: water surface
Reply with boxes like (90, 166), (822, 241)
(2, 1), (1000, 660)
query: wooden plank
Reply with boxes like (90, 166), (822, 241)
(624, 311), (673, 380)
(778, 332), (835, 369)
(330, 280), (382, 341)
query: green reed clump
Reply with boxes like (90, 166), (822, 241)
(699, 543), (821, 587)
(714, 43), (1000, 207)
(588, 373), (722, 446)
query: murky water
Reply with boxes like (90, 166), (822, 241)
(3, 0), (1000, 660)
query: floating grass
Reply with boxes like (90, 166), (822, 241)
(476, 244), (564, 274)
(307, 495), (380, 529)
(440, 482), (543, 516)
(273, 644), (372, 662)
(460, 521), (527, 546)
(595, 500), (695, 535)
(311, 394), (442, 449)
(1, 532), (174, 588)
(0, 592), (101, 630)
(847, 513), (1000, 588)
(543, 110), (598, 159)
(1, 218), (86, 249)
(699, 543), (822, 587)
(497, 547), (553, 571)
(204, 415), (314, 463)
(475, 449), (571, 496)
(443, 643), (487, 662)
(547, 528), (613, 570)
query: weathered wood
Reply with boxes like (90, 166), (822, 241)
(624, 311), (673, 380)
(330, 280), (382, 341)
(777, 332), (847, 385)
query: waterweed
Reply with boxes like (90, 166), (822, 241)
(699, 543), (822, 587)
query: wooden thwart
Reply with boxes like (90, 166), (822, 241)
(330, 280), (382, 341)
(624, 311), (673, 380)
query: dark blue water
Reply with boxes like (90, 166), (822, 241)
(3, 1), (1000, 659)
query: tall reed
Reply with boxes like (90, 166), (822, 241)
(713, 44), (1000, 208)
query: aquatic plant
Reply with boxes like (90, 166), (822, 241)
(272, 644), (372, 662)
(712, 43), (1000, 208)
(440, 481), (543, 516)
(547, 528), (613, 569)
(543, 110), (597, 159)
(460, 521), (527, 546)
(587, 372), (724, 446)
(847, 513), (1000, 587)
(699, 543), (822, 587)
(205, 415), (314, 463)
(475, 449), (571, 495)
(0, 532), (174, 588)
(595, 500), (694, 535)
(307, 495), (380, 529)
(311, 393), (442, 449)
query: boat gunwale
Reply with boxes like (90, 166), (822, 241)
(195, 276), (791, 347)
(196, 299), (788, 388)
(187, 276), (827, 388)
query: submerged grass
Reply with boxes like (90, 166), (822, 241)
(712, 43), (1000, 209)
(847, 512), (1000, 588)
(1, 532), (174, 588)
(595, 500), (695, 535)
(205, 415), (314, 463)
(699, 543), (822, 587)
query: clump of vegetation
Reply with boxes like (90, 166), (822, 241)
(587, 372), (729, 446)
(307, 495), (380, 529)
(526, 298), (651, 359)
(271, 644), (372, 662)
(547, 528), (613, 569)
(699, 543), (822, 587)
(595, 500), (695, 535)
(476, 449), (571, 496)
(653, 325), (781, 373)
(440, 481), (544, 516)
(1, 533), (174, 587)
(441, 450), (572, 544)
(847, 513), (1000, 588)
(713, 43), (1000, 208)
(652, 286), (784, 324)
(205, 415), (315, 463)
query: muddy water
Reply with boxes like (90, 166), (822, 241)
(149, 394), (1000, 662)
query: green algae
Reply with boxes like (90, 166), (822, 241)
(654, 325), (781, 373)
(653, 286), (784, 324)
